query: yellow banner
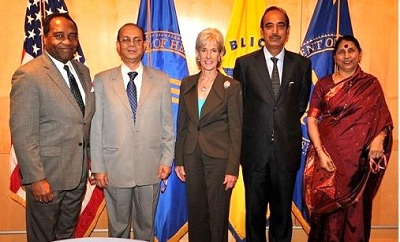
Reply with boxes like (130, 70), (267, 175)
(221, 0), (266, 77)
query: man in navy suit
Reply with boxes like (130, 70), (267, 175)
(233, 6), (312, 242)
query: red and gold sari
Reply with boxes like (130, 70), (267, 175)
(304, 66), (393, 242)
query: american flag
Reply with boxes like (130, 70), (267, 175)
(10, 0), (105, 237)
(21, 0), (85, 64)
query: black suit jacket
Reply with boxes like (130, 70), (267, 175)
(233, 48), (311, 172)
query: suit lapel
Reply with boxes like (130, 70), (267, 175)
(182, 74), (200, 123)
(42, 54), (84, 116)
(71, 60), (90, 94)
(253, 50), (275, 99)
(280, 50), (294, 97)
(71, 60), (93, 120)
(254, 49), (297, 102)
(138, 68), (153, 112)
(200, 72), (224, 120)
(111, 68), (132, 112)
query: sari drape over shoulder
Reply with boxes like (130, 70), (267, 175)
(304, 66), (393, 217)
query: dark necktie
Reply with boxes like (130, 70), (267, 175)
(64, 65), (85, 114)
(271, 57), (280, 99)
(127, 71), (138, 123)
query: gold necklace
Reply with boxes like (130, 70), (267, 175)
(199, 71), (217, 93)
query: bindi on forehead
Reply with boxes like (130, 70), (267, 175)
(344, 44), (349, 48)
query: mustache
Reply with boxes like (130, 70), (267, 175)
(260, 35), (282, 44)
(269, 34), (281, 39)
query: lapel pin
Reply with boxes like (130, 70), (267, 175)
(223, 81), (231, 89)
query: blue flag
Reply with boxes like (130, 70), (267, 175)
(137, 0), (189, 241)
(292, 0), (353, 233)
(300, 0), (353, 78)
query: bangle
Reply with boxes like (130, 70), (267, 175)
(380, 127), (390, 137)
(315, 146), (324, 152)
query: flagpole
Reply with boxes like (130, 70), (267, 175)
(335, 0), (341, 73)
(146, 0), (152, 66)
(40, 0), (45, 51)
(336, 0), (341, 39)
(299, 0), (304, 48)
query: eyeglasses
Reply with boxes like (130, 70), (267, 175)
(119, 37), (144, 46)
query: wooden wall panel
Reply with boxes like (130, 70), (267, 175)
(0, 1), (397, 241)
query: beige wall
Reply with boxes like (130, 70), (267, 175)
(0, 0), (397, 241)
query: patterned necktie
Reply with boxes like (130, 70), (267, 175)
(64, 65), (85, 114)
(271, 57), (280, 99)
(127, 71), (138, 123)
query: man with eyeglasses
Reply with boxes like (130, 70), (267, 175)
(90, 23), (174, 241)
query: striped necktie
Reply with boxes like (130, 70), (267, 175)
(64, 65), (85, 114)
(271, 57), (280, 99)
(127, 71), (138, 123)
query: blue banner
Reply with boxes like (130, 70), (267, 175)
(137, 0), (189, 241)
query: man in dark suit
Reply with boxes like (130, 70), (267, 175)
(233, 6), (312, 242)
(10, 13), (94, 242)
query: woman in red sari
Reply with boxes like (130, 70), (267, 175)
(304, 35), (393, 242)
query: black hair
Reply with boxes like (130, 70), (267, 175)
(117, 23), (146, 41)
(260, 6), (290, 28)
(334, 35), (362, 54)
(43, 13), (78, 36)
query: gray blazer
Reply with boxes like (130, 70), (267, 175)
(90, 65), (174, 187)
(10, 53), (95, 190)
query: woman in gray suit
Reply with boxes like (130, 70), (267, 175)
(175, 28), (243, 242)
